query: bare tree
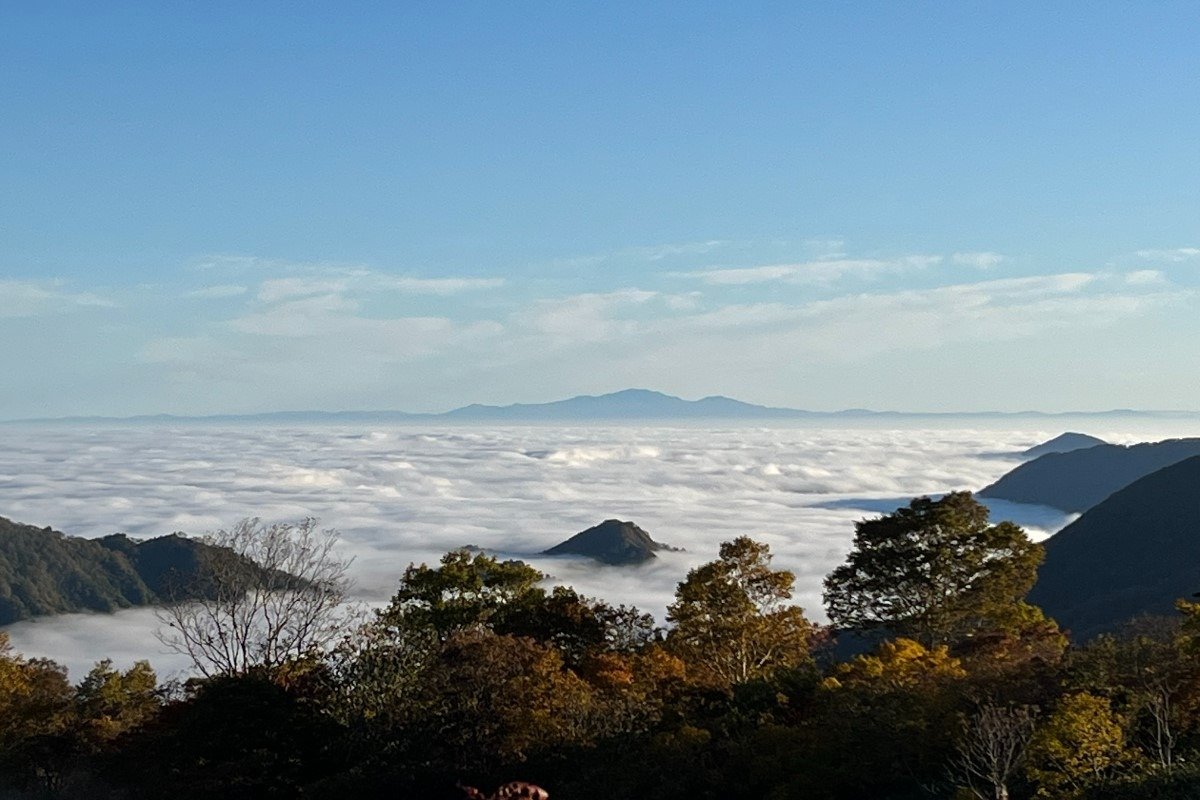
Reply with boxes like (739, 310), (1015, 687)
(953, 702), (1038, 800)
(1143, 681), (1178, 771)
(157, 517), (357, 677)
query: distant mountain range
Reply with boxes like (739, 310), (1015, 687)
(1029, 454), (1200, 640)
(10, 389), (1200, 425)
(979, 438), (1200, 513)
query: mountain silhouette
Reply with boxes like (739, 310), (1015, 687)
(979, 438), (1200, 513)
(1028, 454), (1200, 640)
(442, 389), (803, 421)
(542, 519), (678, 565)
(1021, 432), (1107, 459)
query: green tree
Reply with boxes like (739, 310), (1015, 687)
(379, 549), (655, 661)
(499, 585), (658, 664)
(666, 537), (816, 687)
(75, 659), (160, 744)
(824, 492), (1043, 646)
(381, 548), (545, 635)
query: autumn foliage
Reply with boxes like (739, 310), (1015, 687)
(2, 496), (1200, 798)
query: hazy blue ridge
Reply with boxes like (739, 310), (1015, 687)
(6, 389), (1200, 425)
(979, 438), (1200, 513)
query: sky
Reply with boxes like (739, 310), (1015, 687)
(2, 2), (1199, 418)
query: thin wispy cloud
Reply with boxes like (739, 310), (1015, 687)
(552, 239), (731, 269)
(1135, 247), (1200, 263)
(627, 240), (729, 261)
(185, 284), (249, 299)
(952, 251), (1004, 269)
(679, 255), (943, 286)
(802, 238), (847, 258)
(0, 279), (116, 318)
(257, 276), (355, 303)
(1125, 270), (1166, 286)
(381, 276), (505, 294)
(255, 269), (503, 303)
(119, 263), (1187, 418)
(5, 242), (1195, 419)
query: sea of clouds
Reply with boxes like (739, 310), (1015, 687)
(0, 420), (1186, 679)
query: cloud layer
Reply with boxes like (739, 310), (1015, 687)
(2, 420), (1170, 678)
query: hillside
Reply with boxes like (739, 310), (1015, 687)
(978, 437), (1200, 513)
(542, 519), (678, 564)
(0, 517), (253, 625)
(1028, 455), (1200, 640)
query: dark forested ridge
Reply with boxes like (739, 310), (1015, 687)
(1029, 454), (1200, 641)
(0, 516), (244, 624)
(979, 437), (1200, 512)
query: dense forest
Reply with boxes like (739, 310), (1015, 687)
(0, 517), (273, 625)
(2, 494), (1200, 799)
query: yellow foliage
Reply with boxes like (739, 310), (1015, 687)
(1026, 692), (1133, 798)
(827, 638), (966, 692)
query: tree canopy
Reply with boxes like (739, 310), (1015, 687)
(667, 536), (816, 686)
(823, 492), (1044, 645)
(6, 513), (1200, 800)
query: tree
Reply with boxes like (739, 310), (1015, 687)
(157, 517), (356, 677)
(1067, 622), (1193, 772)
(824, 637), (966, 692)
(824, 492), (1043, 646)
(378, 549), (656, 661)
(0, 636), (72, 746)
(405, 629), (602, 774)
(380, 548), (544, 635)
(818, 638), (967, 797)
(953, 702), (1038, 800)
(0, 637), (75, 794)
(666, 537), (816, 686)
(1026, 692), (1133, 798)
(75, 659), (160, 744)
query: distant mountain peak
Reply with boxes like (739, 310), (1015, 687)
(441, 389), (799, 421)
(542, 519), (679, 565)
(1021, 432), (1107, 458)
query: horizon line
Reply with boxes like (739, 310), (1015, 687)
(4, 388), (1199, 424)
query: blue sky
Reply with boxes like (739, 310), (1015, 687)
(2, 2), (1198, 417)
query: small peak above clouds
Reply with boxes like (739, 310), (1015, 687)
(542, 519), (681, 565)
